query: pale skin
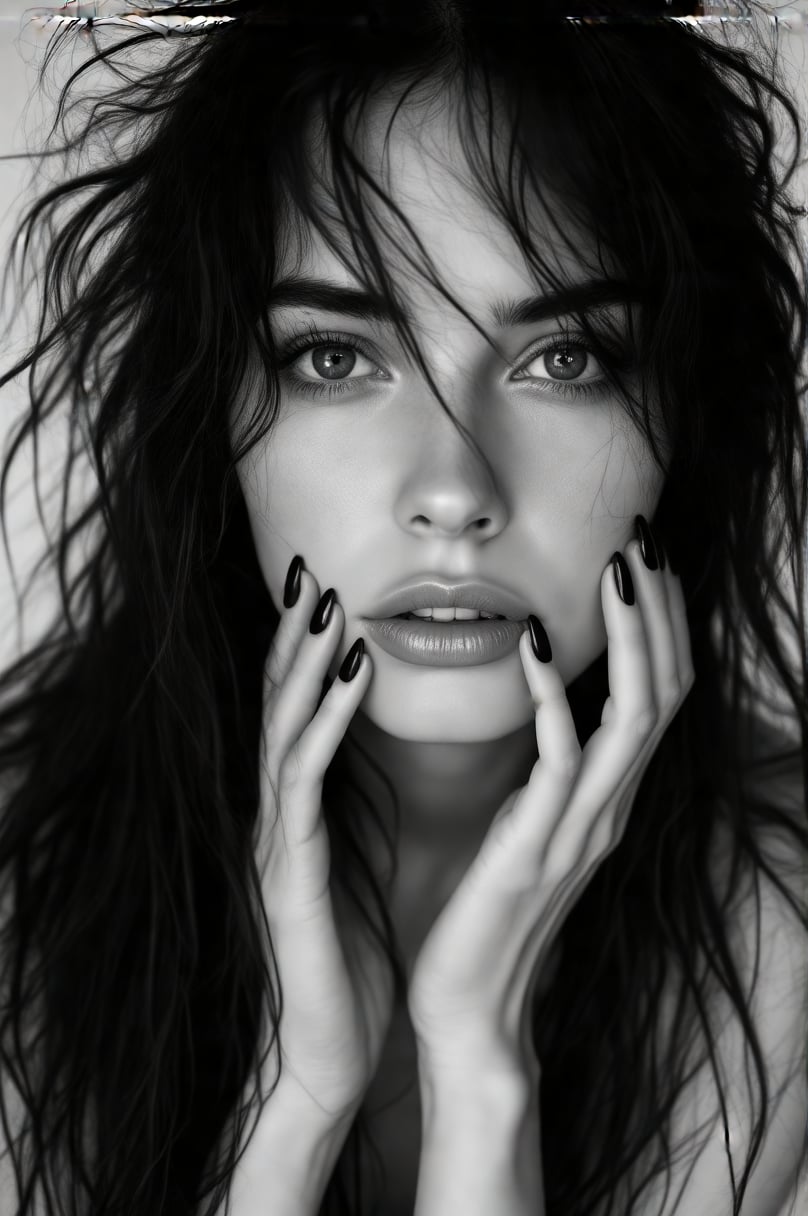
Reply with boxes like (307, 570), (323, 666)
(235, 89), (670, 934)
(228, 87), (807, 1216)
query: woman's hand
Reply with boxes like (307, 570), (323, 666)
(406, 531), (695, 1087)
(254, 559), (393, 1126)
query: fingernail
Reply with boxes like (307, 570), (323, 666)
(611, 552), (635, 606)
(283, 555), (304, 608)
(527, 614), (552, 663)
(339, 638), (364, 682)
(634, 515), (660, 571)
(309, 588), (336, 634)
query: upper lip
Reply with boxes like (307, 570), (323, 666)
(365, 576), (530, 621)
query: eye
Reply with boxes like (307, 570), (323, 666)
(276, 328), (388, 399)
(290, 341), (377, 382)
(511, 334), (609, 401)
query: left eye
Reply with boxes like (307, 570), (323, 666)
(513, 339), (604, 387)
(288, 342), (379, 383)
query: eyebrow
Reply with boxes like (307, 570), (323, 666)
(267, 276), (639, 328)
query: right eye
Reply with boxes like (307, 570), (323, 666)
(277, 330), (389, 399)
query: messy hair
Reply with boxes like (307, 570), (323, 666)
(0, 2), (806, 1213)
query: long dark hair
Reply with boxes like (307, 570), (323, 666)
(0, 2), (806, 1213)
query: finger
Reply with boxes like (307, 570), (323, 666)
(259, 639), (372, 897)
(477, 629), (580, 883)
(603, 551), (656, 733)
(264, 568), (323, 700)
(547, 554), (656, 860)
(518, 624), (580, 765)
(262, 589), (347, 778)
(281, 647), (372, 848)
(623, 538), (680, 721)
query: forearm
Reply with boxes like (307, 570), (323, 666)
(209, 1080), (355, 1216)
(413, 1068), (545, 1216)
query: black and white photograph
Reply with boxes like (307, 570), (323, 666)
(0, 3), (806, 1214)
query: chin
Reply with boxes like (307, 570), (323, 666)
(344, 650), (539, 742)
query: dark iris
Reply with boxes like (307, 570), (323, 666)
(312, 346), (356, 379)
(547, 345), (587, 381)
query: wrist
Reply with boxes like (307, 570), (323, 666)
(416, 1033), (540, 1117)
(218, 1078), (357, 1216)
(418, 1056), (535, 1130)
(415, 1076), (543, 1216)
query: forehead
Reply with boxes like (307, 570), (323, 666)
(276, 85), (605, 327)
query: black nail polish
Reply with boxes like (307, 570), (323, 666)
(339, 638), (364, 682)
(634, 515), (660, 571)
(309, 588), (336, 634)
(612, 552), (635, 606)
(283, 555), (304, 608)
(527, 614), (552, 663)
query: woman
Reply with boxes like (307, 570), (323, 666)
(0, 1), (805, 1213)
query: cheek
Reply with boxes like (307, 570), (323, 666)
(234, 437), (303, 598)
(235, 426), (360, 596)
(524, 414), (662, 539)
(510, 422), (609, 562)
(514, 420), (661, 672)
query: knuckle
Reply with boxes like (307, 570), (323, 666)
(552, 750), (581, 781)
(278, 746), (305, 791)
(543, 845), (575, 886)
(489, 815), (517, 856)
(262, 740), (283, 778)
(262, 712), (285, 758)
(632, 707), (657, 739)
(262, 668), (283, 708)
(259, 759), (281, 809)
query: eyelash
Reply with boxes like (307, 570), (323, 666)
(276, 325), (619, 402)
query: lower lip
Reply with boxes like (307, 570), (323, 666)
(363, 616), (527, 667)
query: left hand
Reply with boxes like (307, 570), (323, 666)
(406, 536), (695, 1086)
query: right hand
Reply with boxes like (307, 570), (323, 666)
(254, 562), (394, 1127)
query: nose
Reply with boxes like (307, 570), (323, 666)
(393, 415), (509, 541)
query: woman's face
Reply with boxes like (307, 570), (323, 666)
(232, 92), (668, 744)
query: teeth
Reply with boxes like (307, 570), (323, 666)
(454, 608), (485, 620)
(405, 608), (504, 621)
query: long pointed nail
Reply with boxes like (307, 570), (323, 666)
(339, 638), (365, 682)
(611, 552), (635, 606)
(634, 515), (660, 571)
(309, 588), (336, 634)
(283, 555), (304, 608)
(527, 615), (552, 663)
